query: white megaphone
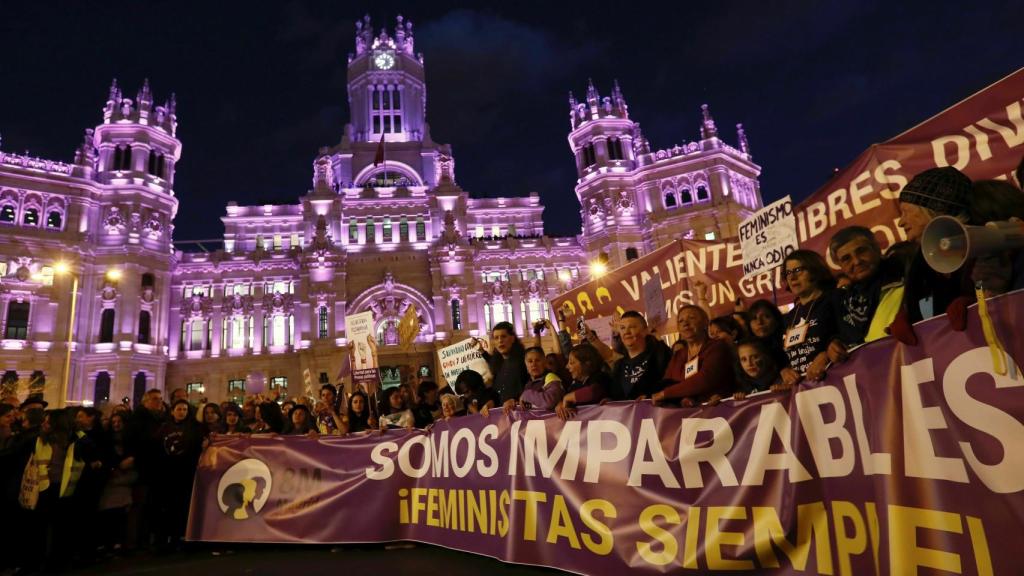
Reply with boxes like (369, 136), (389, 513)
(922, 215), (1024, 274)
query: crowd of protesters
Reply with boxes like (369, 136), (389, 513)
(0, 166), (1021, 573)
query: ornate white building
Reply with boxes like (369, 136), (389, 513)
(0, 15), (762, 406)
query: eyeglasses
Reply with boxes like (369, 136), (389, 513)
(783, 266), (807, 279)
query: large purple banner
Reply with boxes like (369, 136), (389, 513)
(189, 291), (1024, 575)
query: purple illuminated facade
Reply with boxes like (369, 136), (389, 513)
(0, 15), (761, 405)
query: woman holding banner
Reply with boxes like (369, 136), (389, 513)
(781, 250), (839, 381)
(555, 344), (611, 419)
(652, 305), (735, 406)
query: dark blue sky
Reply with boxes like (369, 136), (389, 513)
(0, 1), (1019, 240)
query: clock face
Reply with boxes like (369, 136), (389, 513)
(374, 51), (395, 70)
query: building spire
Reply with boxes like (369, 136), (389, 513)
(736, 123), (750, 155)
(700, 104), (718, 139)
(611, 79), (628, 117)
(586, 77), (599, 104)
(108, 78), (120, 103)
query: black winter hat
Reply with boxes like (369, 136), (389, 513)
(899, 167), (971, 215)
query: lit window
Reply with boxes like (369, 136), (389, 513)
(273, 235), (282, 251)
(416, 217), (426, 241)
(189, 319), (204, 351)
(366, 217), (376, 243)
(400, 217), (409, 242)
(270, 376), (288, 399)
(39, 266), (54, 286)
(349, 219), (359, 243)
(491, 225), (500, 237)
(704, 231), (716, 240)
(318, 306), (329, 339)
(228, 379), (245, 403)
(291, 233), (301, 248)
(474, 225), (484, 238)
(4, 301), (29, 339)
(255, 235), (264, 251)
(186, 382), (204, 397)
(383, 217), (392, 242)
(451, 299), (462, 331)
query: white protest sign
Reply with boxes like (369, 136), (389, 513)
(642, 272), (666, 330)
(739, 196), (799, 279)
(345, 311), (377, 370)
(438, 338), (492, 386)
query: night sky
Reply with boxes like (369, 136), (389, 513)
(1, 1), (1019, 242)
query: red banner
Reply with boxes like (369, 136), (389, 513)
(552, 67), (1024, 322)
(189, 291), (1024, 575)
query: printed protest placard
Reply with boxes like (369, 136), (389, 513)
(438, 338), (492, 386)
(346, 311), (377, 370)
(739, 196), (798, 279)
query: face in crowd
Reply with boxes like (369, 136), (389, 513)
(738, 343), (771, 380)
(898, 202), (935, 243)
(320, 387), (336, 408)
(618, 316), (648, 351)
(388, 388), (405, 411)
(203, 405), (220, 424)
(491, 327), (516, 356)
(171, 402), (189, 423)
(834, 236), (881, 284)
(525, 349), (547, 379)
(441, 396), (457, 419)
(350, 394), (366, 415)
(675, 307), (708, 343)
(225, 409), (240, 428)
(143, 391), (164, 413)
(747, 306), (777, 339)
(566, 352), (584, 382)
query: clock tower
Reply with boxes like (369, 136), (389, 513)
(346, 14), (426, 144)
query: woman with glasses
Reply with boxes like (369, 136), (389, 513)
(781, 249), (839, 382)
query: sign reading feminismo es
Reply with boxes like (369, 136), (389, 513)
(189, 291), (1024, 575)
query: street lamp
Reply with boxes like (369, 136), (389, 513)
(54, 261), (77, 407)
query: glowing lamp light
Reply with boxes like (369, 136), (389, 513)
(558, 270), (572, 284)
(106, 269), (123, 281)
(54, 261), (70, 274)
(589, 252), (610, 279)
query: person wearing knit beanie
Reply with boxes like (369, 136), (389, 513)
(897, 166), (972, 242)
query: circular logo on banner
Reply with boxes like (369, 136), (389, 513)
(217, 458), (272, 520)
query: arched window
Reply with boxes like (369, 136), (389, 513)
(94, 372), (111, 407)
(366, 217), (376, 243)
(22, 208), (39, 226)
(680, 188), (693, 204)
(0, 205), (15, 223)
(382, 217), (392, 242)
(626, 247), (639, 261)
(137, 310), (151, 344)
(133, 372), (147, 407)
(46, 211), (62, 229)
(190, 319), (204, 351)
(664, 192), (677, 208)
(451, 299), (462, 331)
(5, 301), (29, 339)
(697, 185), (709, 201)
(400, 217), (409, 242)
(99, 309), (116, 343)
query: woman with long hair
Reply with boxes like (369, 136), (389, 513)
(222, 404), (250, 434)
(746, 299), (799, 387)
(288, 405), (317, 436)
(556, 344), (612, 419)
(378, 387), (414, 429)
(479, 321), (529, 412)
(253, 401), (285, 434)
(344, 390), (375, 433)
